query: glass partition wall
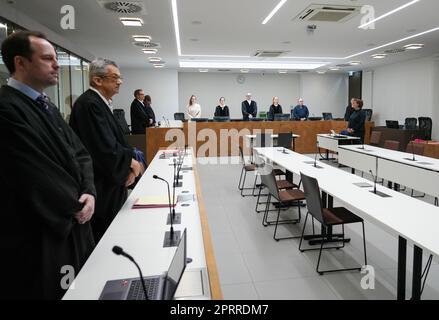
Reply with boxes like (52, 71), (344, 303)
(0, 17), (90, 122)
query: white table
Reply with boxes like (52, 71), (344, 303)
(317, 134), (361, 161)
(254, 147), (439, 300)
(338, 144), (439, 200)
(63, 149), (214, 300)
(246, 133), (300, 162)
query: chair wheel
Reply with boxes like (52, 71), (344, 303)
(318, 272), (323, 275)
(275, 239), (279, 242)
(336, 247), (340, 250)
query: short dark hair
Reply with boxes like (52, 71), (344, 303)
(144, 95), (151, 103)
(1, 30), (47, 74)
(353, 98), (364, 109)
(134, 89), (143, 97)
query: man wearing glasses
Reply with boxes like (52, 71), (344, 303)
(70, 58), (143, 243)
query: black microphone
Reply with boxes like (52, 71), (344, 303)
(112, 246), (149, 300)
(153, 175), (174, 238)
(369, 170), (377, 194)
(411, 135), (416, 161)
(172, 159), (177, 219)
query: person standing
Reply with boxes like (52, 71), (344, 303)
(241, 93), (257, 120)
(186, 94), (201, 119)
(214, 96), (230, 117)
(130, 89), (148, 134)
(0, 31), (96, 299)
(292, 98), (309, 120)
(344, 98), (366, 143)
(143, 94), (156, 127)
(70, 58), (142, 243)
(267, 96), (283, 121)
(344, 98), (355, 121)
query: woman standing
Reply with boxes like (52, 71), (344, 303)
(186, 95), (201, 119)
(345, 98), (366, 143)
(214, 97), (230, 117)
(267, 96), (283, 121)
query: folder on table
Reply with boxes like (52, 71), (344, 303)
(132, 196), (176, 209)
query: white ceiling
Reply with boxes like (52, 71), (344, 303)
(4, 0), (439, 73)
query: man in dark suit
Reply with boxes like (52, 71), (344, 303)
(70, 58), (143, 242)
(241, 93), (257, 120)
(130, 89), (148, 134)
(344, 98), (355, 121)
(0, 30), (96, 299)
(143, 94), (156, 127)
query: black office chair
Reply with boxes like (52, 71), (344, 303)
(418, 117), (432, 140)
(404, 117), (417, 130)
(322, 112), (333, 120)
(363, 109), (373, 121)
(174, 112), (185, 121)
(260, 165), (305, 241)
(274, 114), (290, 121)
(113, 109), (131, 134)
(299, 172), (367, 275)
(277, 132), (293, 150)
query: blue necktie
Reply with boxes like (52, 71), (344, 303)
(36, 94), (53, 116)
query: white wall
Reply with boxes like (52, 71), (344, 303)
(112, 68), (179, 124)
(178, 72), (348, 119)
(363, 56), (439, 139)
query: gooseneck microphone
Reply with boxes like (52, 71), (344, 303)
(369, 170), (377, 194)
(153, 175), (174, 237)
(172, 159), (177, 219)
(112, 246), (149, 300)
(314, 141), (319, 167)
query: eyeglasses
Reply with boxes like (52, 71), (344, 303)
(101, 75), (123, 82)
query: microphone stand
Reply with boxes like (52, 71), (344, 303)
(153, 175), (180, 247)
(170, 160), (181, 225)
(369, 170), (377, 194)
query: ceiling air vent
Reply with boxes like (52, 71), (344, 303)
(97, 1), (146, 14)
(217, 69), (231, 72)
(254, 50), (286, 58)
(133, 41), (161, 49)
(295, 4), (361, 23)
(384, 48), (406, 54)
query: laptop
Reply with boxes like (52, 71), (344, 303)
(322, 112), (333, 120)
(386, 120), (399, 129)
(99, 229), (187, 300)
(274, 114), (291, 121)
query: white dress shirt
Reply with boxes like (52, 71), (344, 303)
(187, 103), (201, 119)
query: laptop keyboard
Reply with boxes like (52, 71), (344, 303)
(126, 278), (160, 300)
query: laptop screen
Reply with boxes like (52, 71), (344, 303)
(163, 229), (187, 300)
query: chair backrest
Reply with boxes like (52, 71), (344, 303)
(384, 140), (400, 151)
(404, 117), (417, 130)
(322, 112), (333, 120)
(300, 173), (325, 224)
(113, 109), (131, 134)
(274, 114), (290, 121)
(238, 146), (246, 166)
(406, 142), (425, 156)
(258, 112), (267, 120)
(260, 166), (280, 201)
(369, 131), (382, 146)
(418, 117), (432, 140)
(277, 132), (292, 149)
(255, 133), (272, 148)
(174, 112), (185, 121)
(363, 109), (373, 121)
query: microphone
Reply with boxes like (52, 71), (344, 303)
(314, 141), (319, 167)
(404, 135), (417, 161)
(369, 170), (377, 194)
(112, 246), (149, 300)
(153, 175), (179, 247)
(172, 159), (177, 219)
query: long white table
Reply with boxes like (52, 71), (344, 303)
(338, 144), (439, 200)
(317, 134), (360, 160)
(63, 149), (219, 300)
(254, 147), (439, 300)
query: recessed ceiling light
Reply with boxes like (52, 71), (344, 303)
(142, 49), (158, 54)
(240, 69), (249, 73)
(278, 70), (288, 74)
(153, 64), (165, 68)
(358, 0), (420, 29)
(404, 43), (424, 50)
(148, 57), (162, 62)
(349, 61), (361, 65)
(371, 54), (387, 59)
(120, 18), (143, 27)
(329, 67), (340, 71)
(316, 70), (326, 74)
(132, 35), (151, 42)
(199, 69), (209, 72)
(179, 61), (327, 70)
(262, 0), (288, 25)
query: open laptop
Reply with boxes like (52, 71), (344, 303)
(386, 120), (399, 129)
(99, 229), (187, 300)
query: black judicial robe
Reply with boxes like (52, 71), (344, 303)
(0, 85), (96, 299)
(130, 99), (148, 134)
(69, 89), (133, 242)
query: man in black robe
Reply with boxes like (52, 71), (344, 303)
(70, 58), (143, 243)
(143, 94), (156, 127)
(130, 89), (148, 134)
(0, 31), (96, 299)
